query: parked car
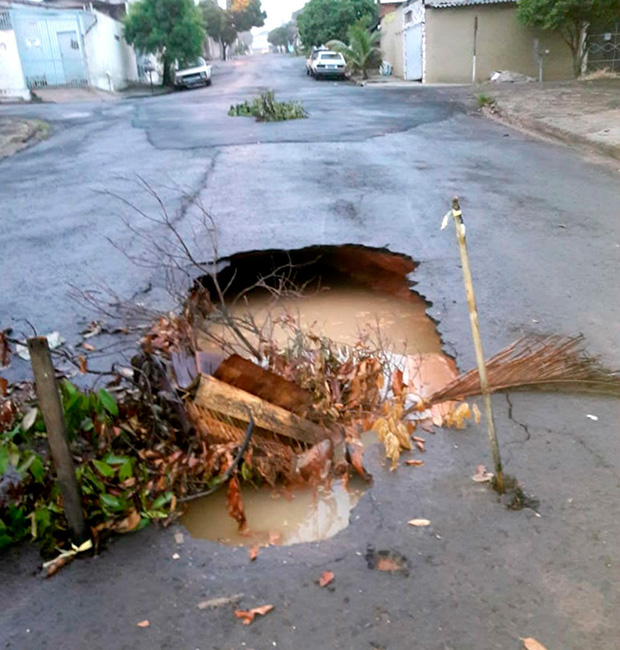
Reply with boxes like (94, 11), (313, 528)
(306, 46), (328, 74)
(175, 57), (212, 90)
(308, 50), (346, 80)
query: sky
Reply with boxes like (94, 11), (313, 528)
(260, 0), (307, 30)
(217, 0), (307, 32)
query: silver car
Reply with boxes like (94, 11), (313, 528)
(175, 57), (212, 90)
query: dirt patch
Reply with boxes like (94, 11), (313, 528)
(0, 118), (49, 159)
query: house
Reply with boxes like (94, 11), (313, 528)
(380, 0), (574, 83)
(0, 0), (138, 100)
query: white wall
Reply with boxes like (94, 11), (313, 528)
(83, 10), (138, 91)
(0, 29), (30, 100)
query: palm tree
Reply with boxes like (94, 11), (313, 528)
(327, 21), (382, 80)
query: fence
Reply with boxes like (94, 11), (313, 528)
(588, 23), (620, 73)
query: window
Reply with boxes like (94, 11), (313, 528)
(405, 11), (412, 24)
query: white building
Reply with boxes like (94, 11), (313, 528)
(0, 0), (139, 100)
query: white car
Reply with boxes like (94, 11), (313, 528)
(175, 57), (212, 90)
(308, 50), (346, 80)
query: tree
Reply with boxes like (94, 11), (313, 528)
(228, 0), (266, 32)
(328, 20), (381, 79)
(201, 0), (266, 60)
(296, 0), (377, 48)
(202, 0), (237, 60)
(268, 23), (296, 52)
(517, 0), (620, 77)
(124, 0), (205, 86)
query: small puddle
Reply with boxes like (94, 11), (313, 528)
(183, 245), (456, 546)
(183, 477), (367, 546)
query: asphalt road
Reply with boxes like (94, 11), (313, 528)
(1, 55), (619, 650)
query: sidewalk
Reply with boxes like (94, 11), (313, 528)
(480, 79), (620, 160)
(31, 85), (172, 103)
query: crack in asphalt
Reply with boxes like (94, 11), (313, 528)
(504, 392), (531, 443)
(570, 433), (618, 473)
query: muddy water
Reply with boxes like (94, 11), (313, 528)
(183, 478), (367, 546)
(204, 280), (443, 356)
(185, 276), (456, 546)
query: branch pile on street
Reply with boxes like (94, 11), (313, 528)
(228, 90), (307, 121)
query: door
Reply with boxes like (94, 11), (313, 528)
(405, 24), (423, 81)
(57, 30), (86, 86)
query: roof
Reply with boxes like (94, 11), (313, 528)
(425, 0), (516, 8)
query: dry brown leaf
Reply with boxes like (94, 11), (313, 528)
(472, 464), (493, 483)
(405, 459), (424, 467)
(444, 402), (472, 429)
(136, 620), (150, 628)
(522, 638), (548, 650)
(82, 342), (97, 352)
(226, 476), (247, 531)
(234, 604), (274, 625)
(114, 509), (141, 534)
(0, 377), (8, 396)
(392, 369), (405, 397)
(384, 431), (401, 470)
(248, 545), (259, 562)
(415, 440), (425, 453)
(473, 403), (481, 425)
(408, 519), (431, 527)
(77, 355), (88, 374)
(319, 571), (334, 587)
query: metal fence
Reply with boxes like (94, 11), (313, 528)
(10, 9), (88, 88)
(0, 10), (11, 30)
(588, 23), (620, 73)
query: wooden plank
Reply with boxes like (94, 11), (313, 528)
(213, 354), (313, 417)
(194, 374), (324, 445)
(27, 337), (89, 544)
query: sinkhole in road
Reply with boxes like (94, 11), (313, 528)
(182, 245), (456, 546)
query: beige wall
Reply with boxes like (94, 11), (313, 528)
(380, 9), (404, 79)
(424, 4), (574, 84)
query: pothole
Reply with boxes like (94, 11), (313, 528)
(181, 245), (456, 546)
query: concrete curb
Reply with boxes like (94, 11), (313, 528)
(487, 103), (620, 162)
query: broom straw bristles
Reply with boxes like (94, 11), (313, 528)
(422, 334), (620, 407)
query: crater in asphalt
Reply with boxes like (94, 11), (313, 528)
(182, 245), (456, 546)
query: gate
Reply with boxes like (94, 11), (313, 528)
(404, 24), (423, 81)
(588, 23), (620, 73)
(11, 9), (87, 88)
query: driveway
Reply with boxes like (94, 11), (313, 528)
(1, 55), (619, 650)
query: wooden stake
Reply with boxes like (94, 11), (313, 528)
(27, 337), (89, 543)
(447, 198), (505, 493)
